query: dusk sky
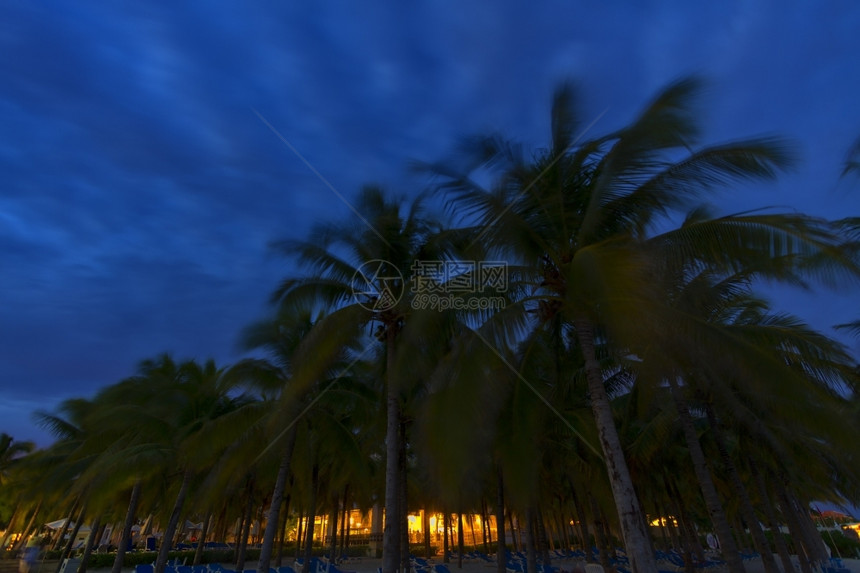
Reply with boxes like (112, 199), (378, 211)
(2, 2), (860, 447)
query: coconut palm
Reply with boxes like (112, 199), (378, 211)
(143, 357), (250, 573)
(270, 186), (466, 573)
(634, 228), (860, 567)
(62, 355), (222, 573)
(430, 76), (860, 573)
(32, 399), (111, 573)
(239, 306), (377, 573)
(32, 389), (147, 573)
(238, 310), (316, 573)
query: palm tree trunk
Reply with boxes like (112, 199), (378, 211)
(256, 501), (266, 546)
(302, 465), (319, 573)
(568, 482), (591, 561)
(652, 500), (669, 551)
(704, 406), (780, 573)
(236, 508), (247, 553)
(56, 502), (87, 573)
(52, 499), (80, 551)
(156, 469), (193, 573)
(788, 492), (828, 566)
(666, 506), (683, 559)
(734, 515), (749, 553)
(400, 424), (410, 573)
(296, 508), (304, 562)
(469, 515), (478, 552)
(15, 500), (42, 552)
(276, 492), (291, 567)
(774, 482), (826, 570)
(329, 496), (340, 563)
(193, 512), (212, 566)
(537, 508), (551, 562)
(112, 480), (142, 573)
(78, 513), (101, 573)
(601, 505), (616, 560)
(215, 505), (228, 545)
(481, 501), (489, 554)
(423, 509), (431, 560)
(443, 511), (450, 563)
(590, 495), (611, 570)
(329, 497), (339, 561)
(525, 508), (537, 573)
(508, 511), (518, 553)
(496, 467), (507, 573)
(0, 502), (20, 551)
(237, 478), (256, 572)
(573, 318), (658, 573)
(382, 327), (401, 573)
(666, 377), (745, 573)
(664, 475), (703, 569)
(345, 507), (352, 554)
(747, 459), (793, 573)
(772, 485), (812, 573)
(558, 510), (570, 552)
(258, 426), (298, 573)
(140, 514), (153, 538)
(340, 486), (349, 561)
(458, 511), (465, 568)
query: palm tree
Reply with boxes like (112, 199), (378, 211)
(0, 434), (35, 550)
(270, 186), (464, 573)
(635, 220), (860, 567)
(147, 357), (248, 573)
(0, 434), (34, 486)
(66, 356), (205, 573)
(431, 76), (857, 573)
(32, 393), (142, 572)
(239, 307), (375, 573)
(33, 399), (111, 573)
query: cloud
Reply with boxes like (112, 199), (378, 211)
(1, 1), (859, 445)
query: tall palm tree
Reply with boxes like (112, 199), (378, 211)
(270, 186), (463, 573)
(240, 307), (376, 573)
(32, 389), (148, 573)
(431, 76), (855, 573)
(66, 356), (207, 573)
(636, 228), (859, 568)
(147, 357), (247, 573)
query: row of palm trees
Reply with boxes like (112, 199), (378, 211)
(2, 77), (859, 573)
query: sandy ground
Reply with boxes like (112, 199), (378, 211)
(24, 555), (860, 573)
(228, 556), (860, 573)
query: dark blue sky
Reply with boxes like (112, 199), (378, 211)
(2, 2), (859, 446)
